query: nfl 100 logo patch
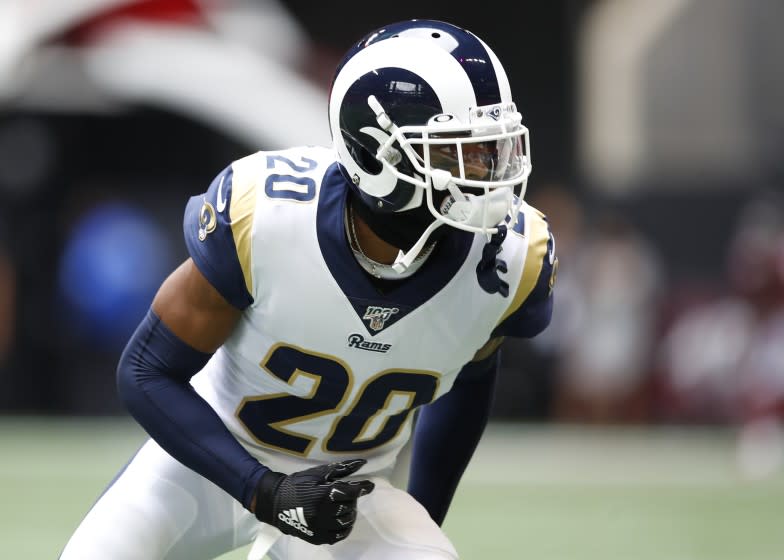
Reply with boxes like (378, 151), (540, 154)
(363, 306), (399, 331)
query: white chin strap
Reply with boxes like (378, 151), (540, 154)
(392, 187), (514, 274)
(393, 220), (443, 273)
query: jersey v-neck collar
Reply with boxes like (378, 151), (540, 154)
(316, 163), (473, 335)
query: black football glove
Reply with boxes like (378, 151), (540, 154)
(254, 458), (375, 545)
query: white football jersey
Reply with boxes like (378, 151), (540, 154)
(182, 146), (555, 477)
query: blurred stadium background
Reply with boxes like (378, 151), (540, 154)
(0, 0), (782, 558)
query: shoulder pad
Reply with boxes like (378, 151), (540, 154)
(183, 162), (255, 309)
(494, 203), (557, 338)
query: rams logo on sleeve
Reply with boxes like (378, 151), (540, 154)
(198, 201), (217, 241)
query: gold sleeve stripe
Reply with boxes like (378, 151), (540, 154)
(229, 171), (256, 297)
(497, 209), (550, 326)
(472, 336), (505, 362)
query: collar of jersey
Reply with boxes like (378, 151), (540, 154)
(316, 163), (473, 326)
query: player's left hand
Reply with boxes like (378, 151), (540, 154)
(253, 459), (374, 545)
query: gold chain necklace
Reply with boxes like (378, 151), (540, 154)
(344, 202), (434, 279)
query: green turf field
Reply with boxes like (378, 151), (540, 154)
(2, 418), (783, 559)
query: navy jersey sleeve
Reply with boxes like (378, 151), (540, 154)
(183, 164), (254, 310)
(494, 208), (557, 339)
(117, 309), (268, 509)
(408, 348), (500, 525)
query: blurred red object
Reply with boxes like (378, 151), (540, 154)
(61, 0), (207, 44)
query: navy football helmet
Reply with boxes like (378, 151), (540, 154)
(329, 19), (532, 271)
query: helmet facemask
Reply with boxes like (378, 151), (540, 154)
(363, 95), (532, 272)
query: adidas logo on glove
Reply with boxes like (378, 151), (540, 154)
(278, 507), (314, 537)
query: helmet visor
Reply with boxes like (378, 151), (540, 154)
(426, 134), (526, 183)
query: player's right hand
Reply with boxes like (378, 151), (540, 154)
(253, 458), (375, 545)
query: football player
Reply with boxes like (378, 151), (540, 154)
(60, 19), (556, 560)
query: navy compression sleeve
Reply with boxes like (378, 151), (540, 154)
(407, 350), (499, 525)
(116, 309), (268, 509)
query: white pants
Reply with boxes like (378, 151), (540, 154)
(60, 439), (458, 560)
